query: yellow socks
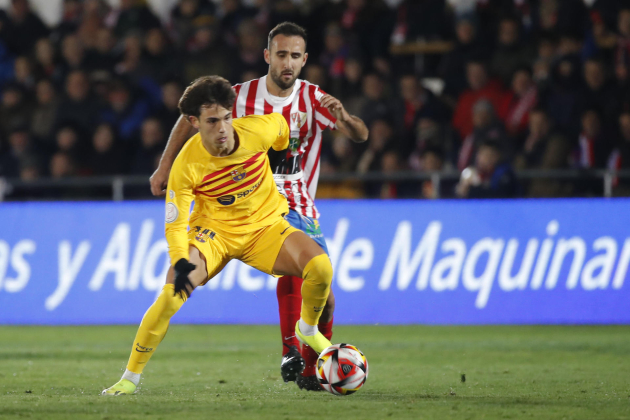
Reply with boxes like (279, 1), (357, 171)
(126, 284), (186, 374)
(300, 254), (333, 326)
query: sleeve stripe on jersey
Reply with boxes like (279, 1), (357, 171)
(232, 84), (242, 118)
(198, 170), (264, 198)
(198, 158), (267, 194)
(200, 152), (263, 184)
(245, 79), (259, 116)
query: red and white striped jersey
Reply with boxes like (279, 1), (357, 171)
(231, 75), (337, 218)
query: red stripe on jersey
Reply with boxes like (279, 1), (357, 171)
(281, 103), (291, 124)
(232, 84), (242, 118)
(297, 177), (308, 210)
(245, 79), (259, 116)
(298, 85), (309, 139)
(307, 141), (322, 187)
(200, 152), (263, 184)
(199, 158), (267, 193)
(264, 100), (273, 115)
(200, 171), (264, 198)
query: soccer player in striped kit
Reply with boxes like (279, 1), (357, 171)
(149, 22), (368, 390)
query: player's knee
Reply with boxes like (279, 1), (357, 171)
(303, 254), (333, 290)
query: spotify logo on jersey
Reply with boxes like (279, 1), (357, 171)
(217, 195), (236, 205)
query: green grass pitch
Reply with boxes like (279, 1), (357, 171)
(0, 325), (629, 419)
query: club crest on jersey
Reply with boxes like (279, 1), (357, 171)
(291, 111), (307, 129)
(230, 166), (246, 182)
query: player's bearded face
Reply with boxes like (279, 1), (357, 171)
(191, 105), (235, 156)
(266, 35), (307, 90)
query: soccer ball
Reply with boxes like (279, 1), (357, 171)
(316, 343), (368, 396)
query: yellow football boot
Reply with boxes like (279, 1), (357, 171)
(101, 379), (137, 396)
(295, 321), (332, 354)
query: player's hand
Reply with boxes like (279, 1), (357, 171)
(173, 258), (196, 298)
(320, 94), (350, 122)
(149, 166), (169, 196)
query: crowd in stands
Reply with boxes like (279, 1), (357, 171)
(1, 0), (630, 199)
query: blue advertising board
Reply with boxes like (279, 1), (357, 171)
(0, 199), (628, 325)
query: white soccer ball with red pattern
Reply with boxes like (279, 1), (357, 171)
(316, 343), (368, 396)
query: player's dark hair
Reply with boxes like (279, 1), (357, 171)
(268, 22), (307, 50)
(178, 76), (236, 117)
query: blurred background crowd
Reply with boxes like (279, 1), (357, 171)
(1, 0), (630, 200)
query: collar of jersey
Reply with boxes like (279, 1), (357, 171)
(261, 75), (301, 107)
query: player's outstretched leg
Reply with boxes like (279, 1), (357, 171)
(102, 283), (187, 395)
(102, 246), (207, 395)
(273, 232), (333, 354)
(277, 275), (305, 382)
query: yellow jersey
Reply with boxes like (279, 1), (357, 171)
(165, 113), (290, 263)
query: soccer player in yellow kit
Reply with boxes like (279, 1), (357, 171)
(102, 76), (333, 395)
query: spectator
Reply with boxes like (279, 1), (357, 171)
(417, 147), (445, 199)
(130, 117), (165, 174)
(615, 8), (630, 80)
(0, 83), (31, 136)
(88, 123), (125, 175)
(0, 0), (49, 55)
(499, 67), (538, 139)
(230, 19), (267, 82)
(58, 34), (86, 81)
(337, 57), (363, 102)
(490, 17), (535, 87)
(577, 58), (619, 127)
(319, 23), (348, 81)
(456, 140), (519, 198)
(153, 80), (183, 131)
(0, 128), (36, 178)
(458, 99), (507, 170)
(31, 79), (59, 144)
(144, 28), (182, 83)
(184, 20), (230, 81)
(169, 0), (216, 48)
(33, 38), (60, 81)
(99, 78), (150, 141)
(84, 28), (118, 73)
(439, 15), (489, 101)
(408, 117), (445, 170)
(452, 60), (506, 141)
(112, 0), (161, 39)
(545, 37), (583, 136)
(13, 56), (35, 91)
(394, 75), (443, 153)
(357, 73), (390, 126)
(357, 119), (395, 174)
(49, 151), (76, 178)
(55, 70), (100, 136)
(516, 108), (567, 170)
(572, 109), (610, 169)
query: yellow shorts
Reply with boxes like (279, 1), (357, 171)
(187, 216), (300, 283)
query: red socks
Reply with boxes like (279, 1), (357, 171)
(277, 275), (334, 377)
(301, 318), (334, 376)
(276, 275), (303, 355)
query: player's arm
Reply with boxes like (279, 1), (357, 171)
(150, 114), (198, 196)
(319, 94), (369, 143)
(164, 154), (195, 268)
